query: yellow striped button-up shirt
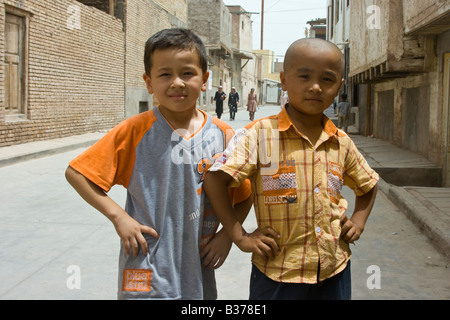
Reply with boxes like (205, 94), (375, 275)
(210, 106), (379, 283)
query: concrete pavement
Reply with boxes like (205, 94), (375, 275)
(0, 132), (105, 168)
(0, 104), (449, 299)
(349, 135), (450, 261)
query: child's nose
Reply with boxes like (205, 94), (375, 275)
(171, 77), (185, 88)
(310, 83), (322, 93)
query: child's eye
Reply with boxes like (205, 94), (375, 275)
(299, 74), (309, 79)
(159, 73), (170, 77)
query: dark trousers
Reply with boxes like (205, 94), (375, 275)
(216, 106), (223, 119)
(229, 106), (236, 120)
(249, 261), (351, 300)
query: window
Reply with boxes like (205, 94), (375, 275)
(329, 3), (334, 40)
(335, 0), (340, 23)
(4, 8), (29, 121)
(77, 0), (116, 16)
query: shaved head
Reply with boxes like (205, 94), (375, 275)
(283, 38), (345, 76)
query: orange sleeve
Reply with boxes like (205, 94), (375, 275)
(211, 117), (252, 205)
(69, 111), (156, 192)
(230, 179), (252, 206)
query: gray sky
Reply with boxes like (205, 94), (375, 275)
(223, 0), (328, 61)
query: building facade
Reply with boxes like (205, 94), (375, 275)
(0, 0), (267, 147)
(188, 0), (232, 110)
(187, 0), (265, 110)
(0, 0), (188, 147)
(228, 5), (259, 107)
(0, 0), (125, 147)
(346, 0), (450, 186)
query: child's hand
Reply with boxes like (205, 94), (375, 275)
(340, 214), (363, 244)
(236, 227), (280, 259)
(200, 229), (232, 269)
(112, 213), (159, 257)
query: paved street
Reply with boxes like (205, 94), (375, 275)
(0, 105), (449, 300)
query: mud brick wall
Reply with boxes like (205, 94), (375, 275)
(0, 0), (125, 147)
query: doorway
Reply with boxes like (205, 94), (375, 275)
(444, 53), (450, 186)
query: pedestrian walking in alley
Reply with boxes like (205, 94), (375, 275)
(337, 93), (351, 132)
(204, 38), (379, 300)
(246, 88), (258, 121)
(214, 85), (227, 119)
(228, 87), (239, 121)
(65, 28), (252, 300)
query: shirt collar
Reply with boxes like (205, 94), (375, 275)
(278, 104), (346, 138)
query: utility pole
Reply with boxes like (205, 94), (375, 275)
(260, 0), (264, 50)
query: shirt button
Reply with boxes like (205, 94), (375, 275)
(315, 226), (321, 233)
(314, 187), (320, 194)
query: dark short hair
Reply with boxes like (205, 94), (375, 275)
(144, 28), (208, 76)
(341, 93), (348, 100)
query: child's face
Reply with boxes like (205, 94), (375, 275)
(143, 48), (209, 113)
(280, 45), (344, 117)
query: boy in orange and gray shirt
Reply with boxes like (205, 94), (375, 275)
(204, 38), (378, 300)
(66, 28), (251, 299)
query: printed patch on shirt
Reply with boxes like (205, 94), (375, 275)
(122, 269), (152, 293)
(261, 161), (297, 205)
(328, 161), (344, 204)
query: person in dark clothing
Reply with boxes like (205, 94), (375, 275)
(228, 87), (239, 121)
(214, 86), (226, 119)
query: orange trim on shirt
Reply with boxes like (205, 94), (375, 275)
(211, 116), (234, 146)
(69, 110), (157, 192)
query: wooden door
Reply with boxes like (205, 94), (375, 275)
(5, 13), (23, 114)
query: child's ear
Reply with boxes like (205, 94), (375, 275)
(338, 77), (345, 91)
(201, 71), (210, 92)
(333, 77), (345, 98)
(143, 73), (154, 94)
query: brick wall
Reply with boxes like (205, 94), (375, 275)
(0, 0), (125, 147)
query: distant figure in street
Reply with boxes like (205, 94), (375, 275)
(228, 87), (239, 121)
(337, 93), (351, 132)
(65, 28), (252, 300)
(203, 37), (379, 300)
(332, 99), (337, 114)
(214, 86), (226, 119)
(246, 88), (258, 121)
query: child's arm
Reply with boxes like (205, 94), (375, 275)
(200, 195), (253, 269)
(340, 183), (378, 243)
(65, 166), (159, 257)
(203, 170), (280, 259)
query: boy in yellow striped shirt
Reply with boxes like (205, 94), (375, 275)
(204, 38), (378, 300)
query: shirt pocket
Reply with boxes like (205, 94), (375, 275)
(261, 163), (297, 205)
(328, 161), (344, 205)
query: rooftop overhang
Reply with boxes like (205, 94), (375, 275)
(205, 41), (233, 58)
(350, 59), (425, 84)
(406, 10), (450, 36)
(233, 49), (253, 59)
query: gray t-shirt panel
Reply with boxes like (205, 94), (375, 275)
(118, 107), (227, 299)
